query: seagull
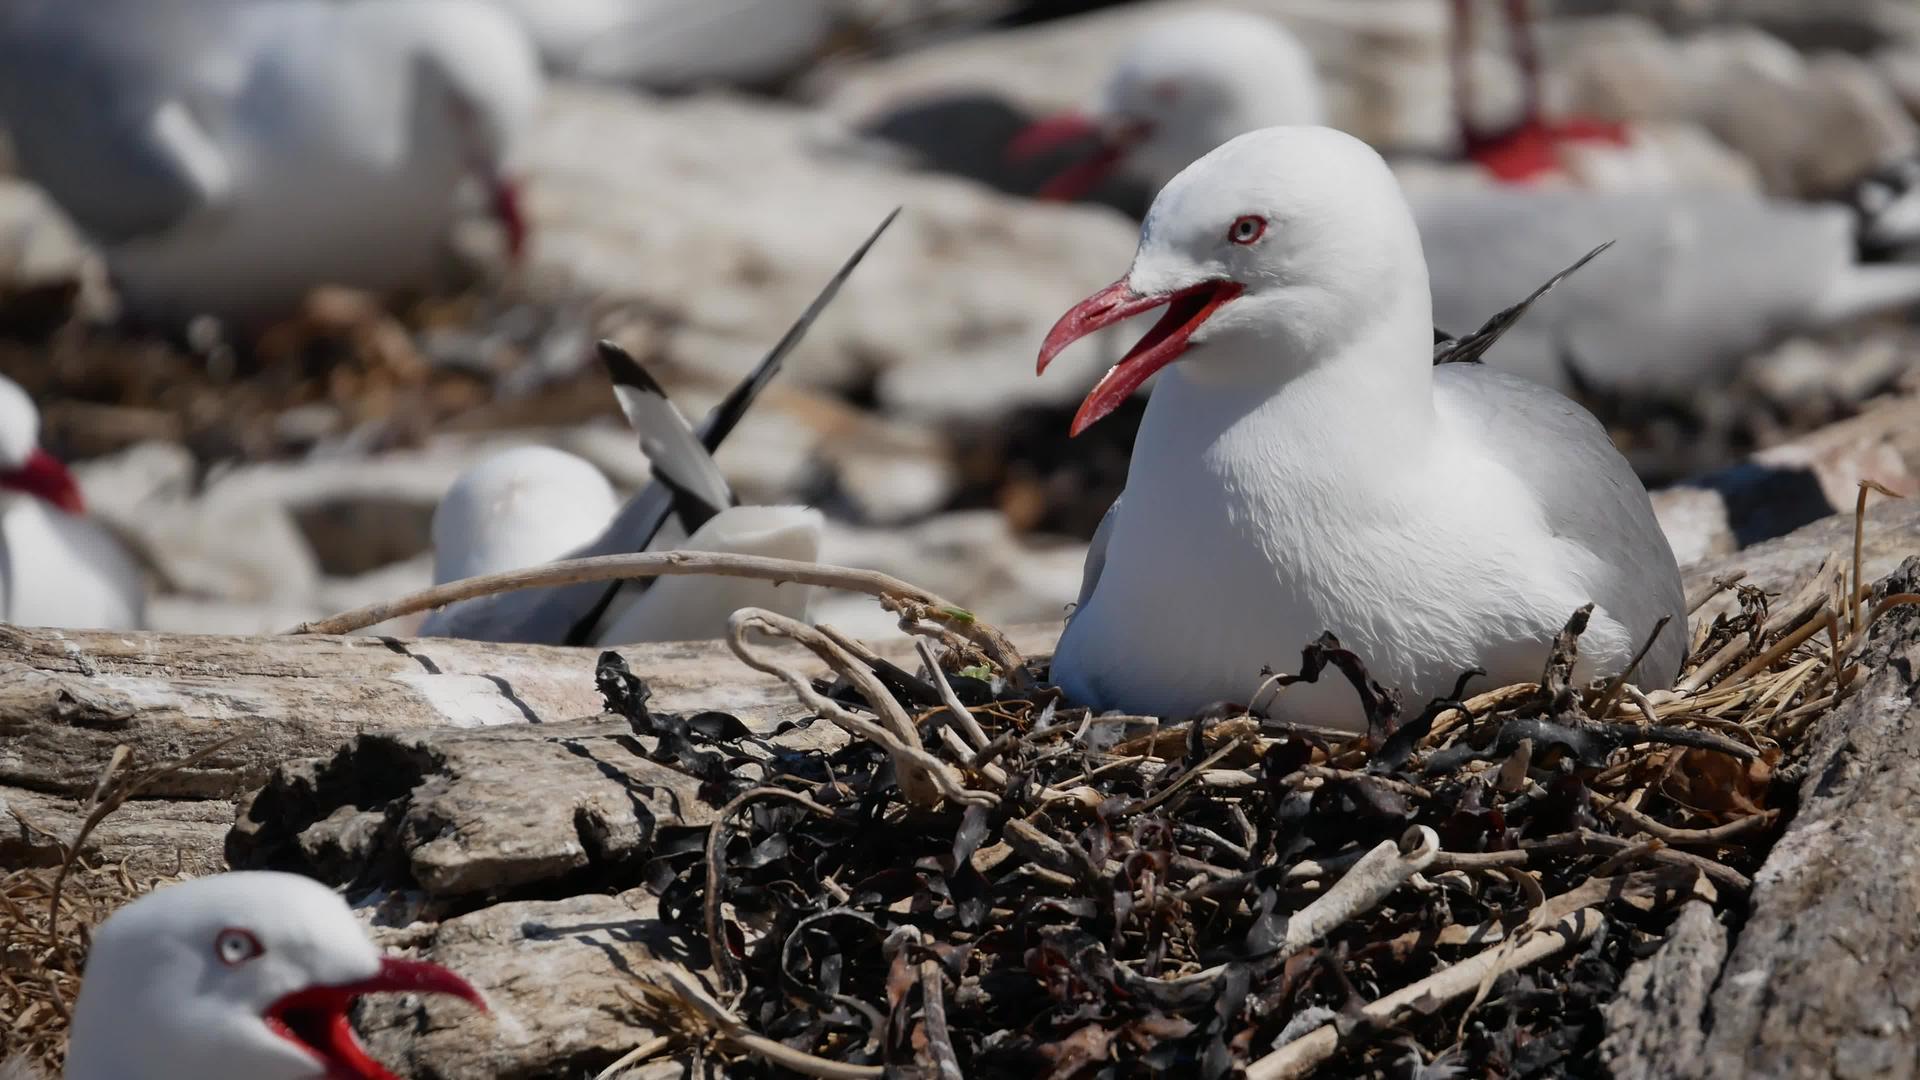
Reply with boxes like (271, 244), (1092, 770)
(1034, 126), (1686, 729)
(482, 0), (836, 90)
(417, 356), (823, 645)
(0, 376), (145, 631)
(420, 211), (896, 646)
(0, 0), (542, 328)
(51, 871), (484, 1080)
(1006, 6), (1920, 399)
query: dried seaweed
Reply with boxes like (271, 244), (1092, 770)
(608, 494), (1908, 1079)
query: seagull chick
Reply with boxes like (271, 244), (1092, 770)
(1037, 126), (1686, 729)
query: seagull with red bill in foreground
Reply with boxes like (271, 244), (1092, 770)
(0, 0), (541, 329)
(36, 871), (486, 1080)
(0, 376), (145, 631)
(1034, 126), (1686, 729)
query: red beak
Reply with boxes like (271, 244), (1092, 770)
(1006, 111), (1144, 202)
(488, 175), (528, 262)
(1, 448), (84, 514)
(264, 956), (486, 1080)
(1038, 277), (1243, 436)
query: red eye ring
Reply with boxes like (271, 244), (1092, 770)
(1228, 215), (1267, 245)
(215, 927), (265, 967)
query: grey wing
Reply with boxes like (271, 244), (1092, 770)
(1433, 364), (1689, 683)
(1072, 497), (1119, 617)
(0, 6), (228, 242)
(1414, 188), (1852, 396)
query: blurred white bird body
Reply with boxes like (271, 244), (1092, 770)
(1038, 127), (1685, 729)
(56, 871), (483, 1080)
(484, 0), (834, 88)
(1015, 7), (1920, 398)
(419, 442), (820, 645)
(594, 504), (822, 644)
(429, 445), (619, 585)
(0, 376), (144, 632)
(0, 0), (542, 326)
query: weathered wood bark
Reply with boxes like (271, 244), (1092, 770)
(0, 620), (1055, 875)
(1600, 557), (1920, 1079)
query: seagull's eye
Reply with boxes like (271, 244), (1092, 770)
(215, 927), (265, 967)
(1228, 215), (1267, 245)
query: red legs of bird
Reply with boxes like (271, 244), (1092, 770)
(1451, 0), (1630, 183)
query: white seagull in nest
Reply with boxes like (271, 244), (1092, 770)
(1035, 126), (1686, 730)
(3, 871), (483, 1080)
(0, 375), (145, 631)
(0, 0), (542, 329)
(1010, 6), (1920, 400)
(418, 211), (900, 646)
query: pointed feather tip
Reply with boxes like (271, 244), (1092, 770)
(595, 339), (666, 396)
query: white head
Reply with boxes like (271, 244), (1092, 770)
(1037, 126), (1430, 435)
(384, 0), (545, 259)
(433, 445), (618, 584)
(63, 871), (483, 1080)
(1010, 9), (1325, 199)
(0, 375), (83, 514)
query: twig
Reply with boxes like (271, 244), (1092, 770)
(915, 639), (993, 753)
(593, 1035), (675, 1080)
(286, 550), (1021, 670)
(645, 967), (882, 1079)
(727, 609), (992, 810)
(911, 930), (964, 1080)
(1244, 907), (1605, 1080)
(1588, 793), (1776, 848)
(1277, 827), (1439, 958)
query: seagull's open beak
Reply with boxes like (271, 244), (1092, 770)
(264, 956), (486, 1080)
(1038, 277), (1244, 436)
(0, 448), (84, 514)
(1006, 111), (1148, 201)
(486, 173), (529, 262)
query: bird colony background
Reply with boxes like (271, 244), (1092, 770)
(0, 0), (1917, 638)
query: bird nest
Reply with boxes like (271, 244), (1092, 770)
(597, 493), (1914, 1079)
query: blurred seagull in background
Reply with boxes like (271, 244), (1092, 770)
(1009, 5), (1920, 400)
(418, 211), (901, 646)
(0, 0), (542, 329)
(0, 375), (145, 632)
(39, 871), (484, 1080)
(1036, 126), (1686, 729)
(484, 0), (837, 90)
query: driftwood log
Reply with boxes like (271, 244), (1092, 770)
(4, 500), (1920, 1078)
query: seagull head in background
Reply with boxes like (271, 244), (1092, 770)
(399, 0), (544, 260)
(1008, 3), (1633, 199)
(0, 376), (84, 515)
(1038, 124), (1428, 437)
(63, 871), (485, 1080)
(430, 445), (618, 585)
(1007, 8), (1325, 201)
